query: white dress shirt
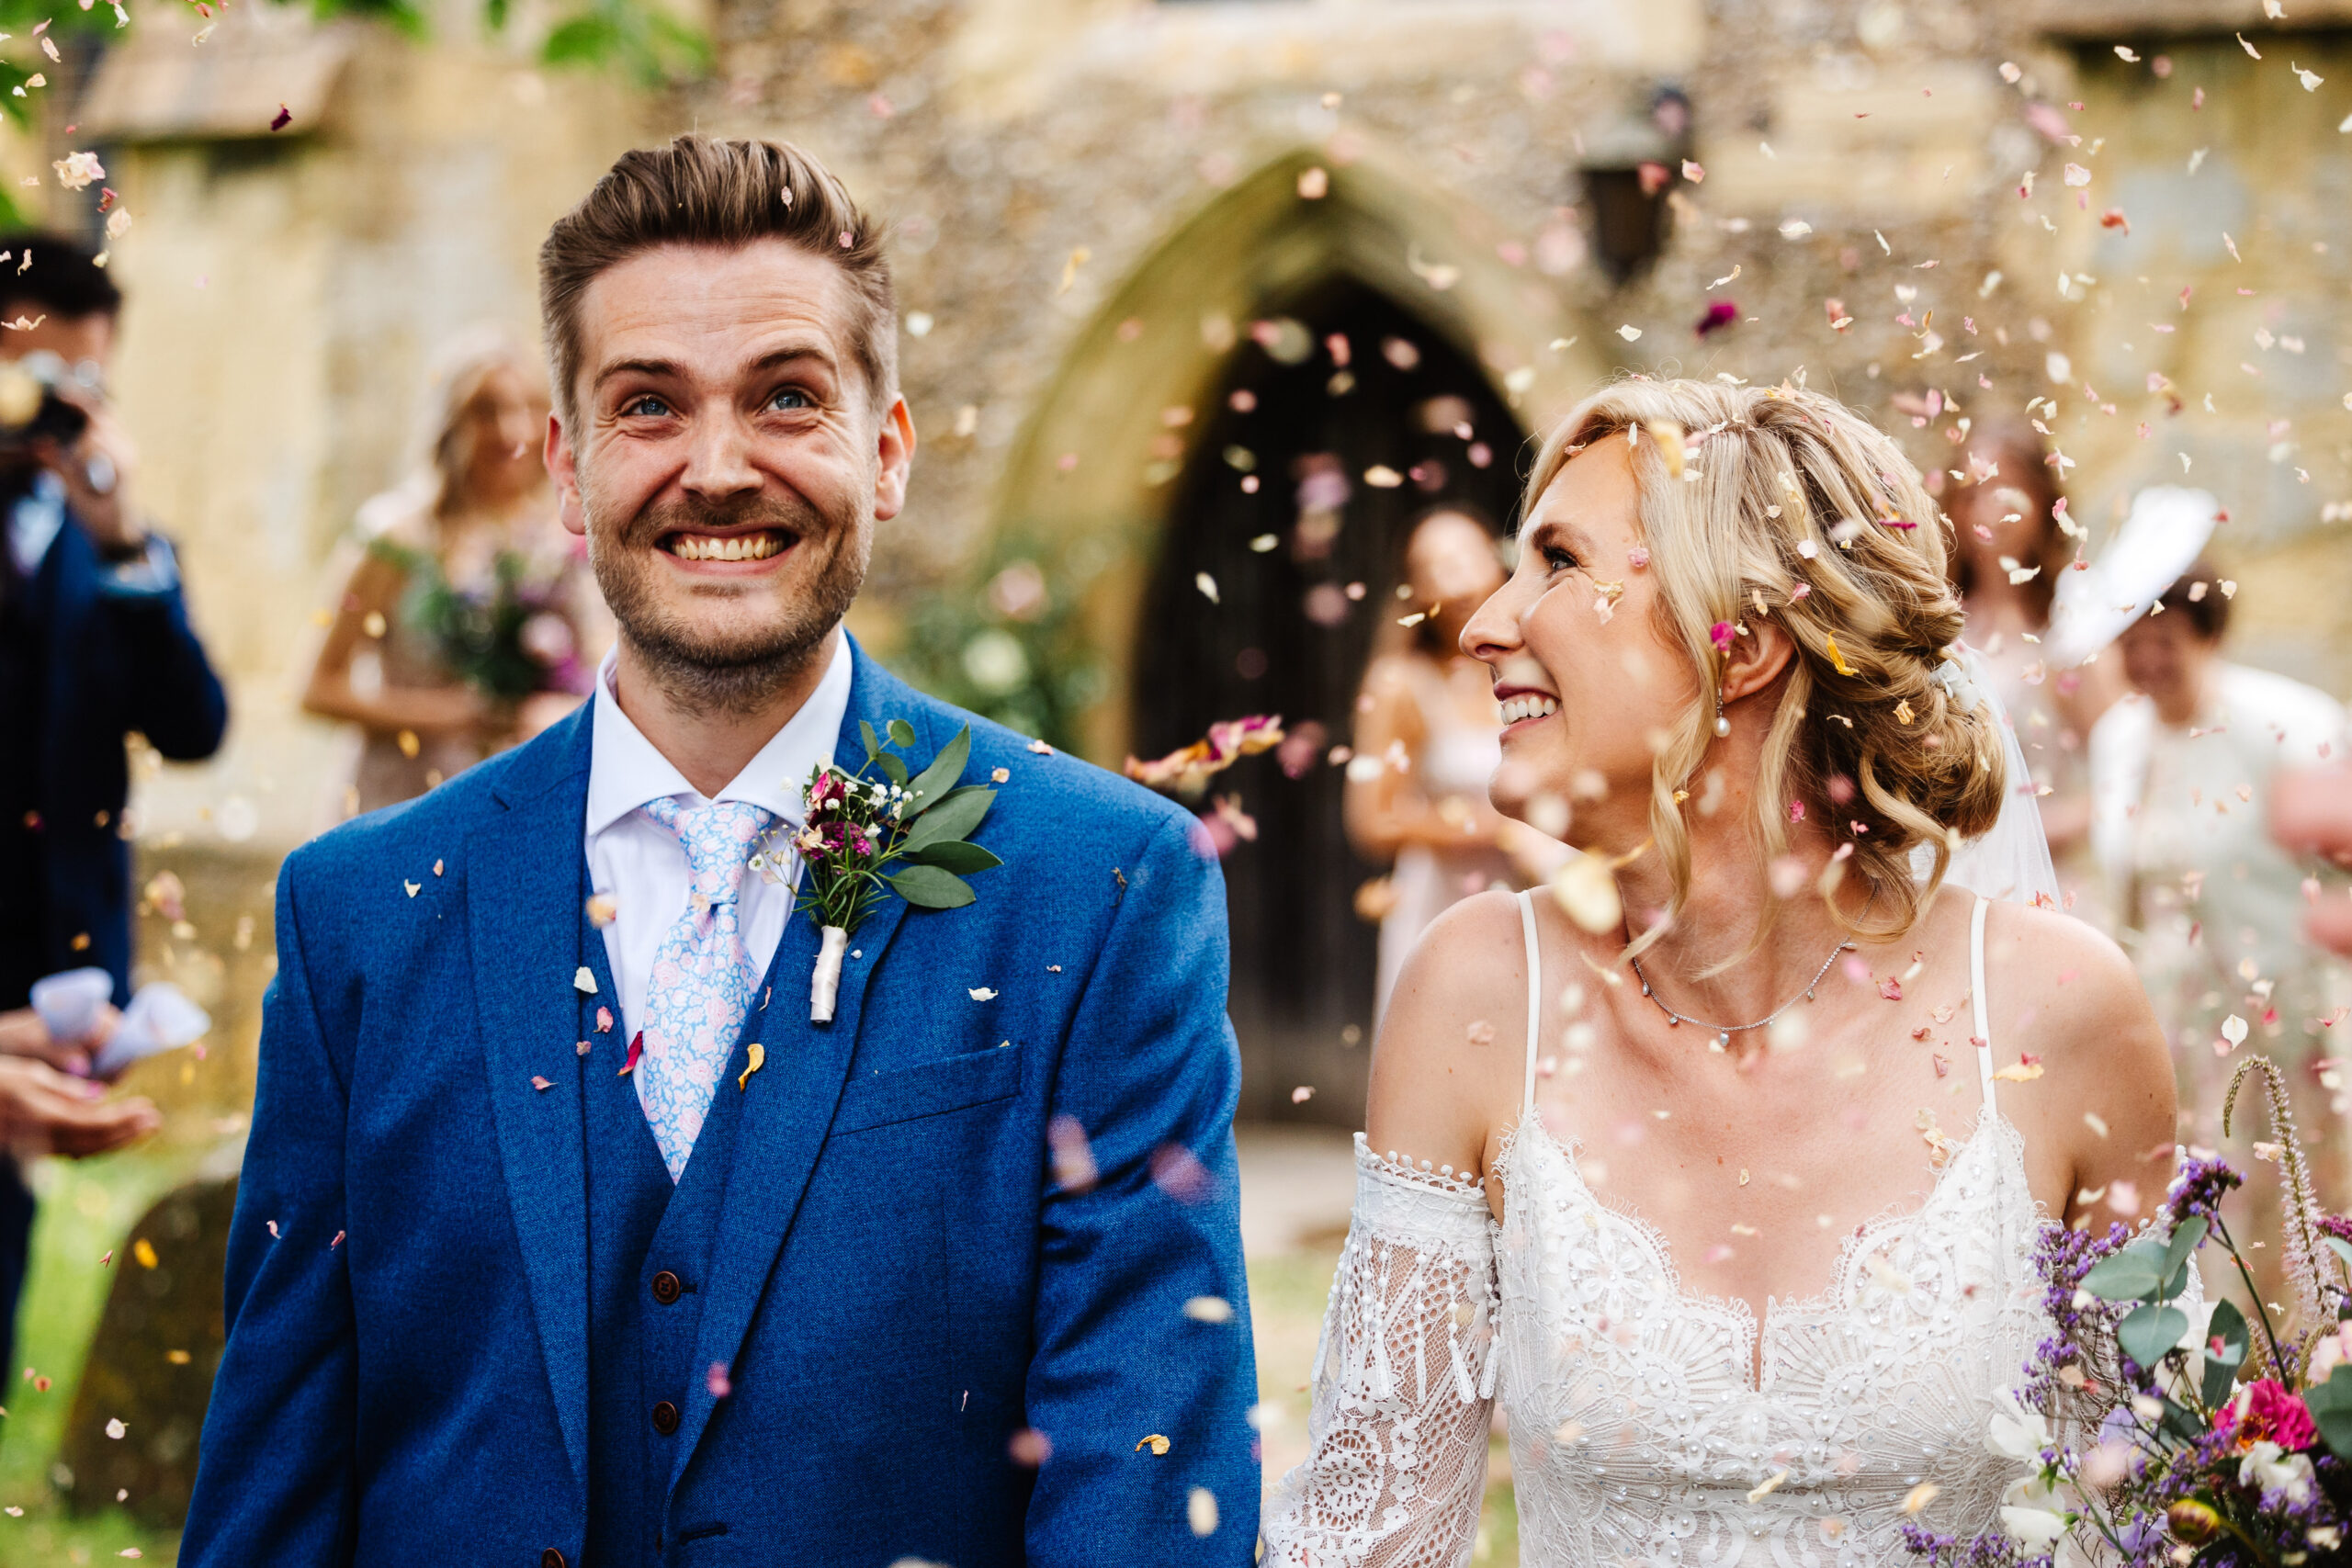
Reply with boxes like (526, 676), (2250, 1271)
(584, 633), (854, 1043)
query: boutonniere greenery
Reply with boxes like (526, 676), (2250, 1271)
(756, 720), (1001, 1022)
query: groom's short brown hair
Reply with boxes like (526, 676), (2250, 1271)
(538, 134), (896, 419)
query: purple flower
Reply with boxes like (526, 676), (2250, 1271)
(2164, 1156), (2244, 1228)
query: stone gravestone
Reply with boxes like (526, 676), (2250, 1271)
(61, 1176), (236, 1529)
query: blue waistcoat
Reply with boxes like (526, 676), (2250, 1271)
(578, 875), (779, 1567)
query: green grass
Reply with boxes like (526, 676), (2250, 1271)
(0, 1148), (197, 1567)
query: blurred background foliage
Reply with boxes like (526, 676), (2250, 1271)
(888, 530), (1120, 757)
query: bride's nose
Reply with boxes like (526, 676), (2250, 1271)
(1460, 578), (1523, 664)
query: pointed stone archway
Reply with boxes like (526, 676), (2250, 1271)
(989, 141), (1610, 763)
(986, 145), (1606, 1121)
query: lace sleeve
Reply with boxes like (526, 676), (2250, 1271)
(1261, 1136), (1499, 1567)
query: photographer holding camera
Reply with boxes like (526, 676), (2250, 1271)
(0, 232), (197, 1369)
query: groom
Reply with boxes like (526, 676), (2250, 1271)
(180, 135), (1259, 1565)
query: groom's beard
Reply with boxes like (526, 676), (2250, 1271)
(588, 485), (869, 719)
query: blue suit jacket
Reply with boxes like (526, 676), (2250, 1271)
(3, 518), (226, 1010)
(180, 641), (1261, 1566)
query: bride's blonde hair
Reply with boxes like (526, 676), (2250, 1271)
(1523, 378), (2007, 947)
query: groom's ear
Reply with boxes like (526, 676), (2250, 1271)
(548, 410), (587, 539)
(871, 392), (915, 525)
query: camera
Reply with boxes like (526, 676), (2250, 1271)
(0, 349), (99, 448)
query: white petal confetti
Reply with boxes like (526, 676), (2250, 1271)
(1188, 1486), (1219, 1537)
(1182, 1295), (1234, 1323)
(968, 987), (998, 1001)
(573, 967), (598, 994)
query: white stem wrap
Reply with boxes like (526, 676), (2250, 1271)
(810, 925), (850, 1022)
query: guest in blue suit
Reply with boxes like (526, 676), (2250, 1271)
(0, 233), (208, 1376)
(181, 136), (1260, 1566)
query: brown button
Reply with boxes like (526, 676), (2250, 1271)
(652, 1400), (681, 1435)
(650, 1270), (682, 1305)
(540, 1551), (567, 1568)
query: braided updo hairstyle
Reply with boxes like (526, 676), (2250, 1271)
(1522, 378), (2009, 944)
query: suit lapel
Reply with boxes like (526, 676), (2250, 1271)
(669, 641), (933, 1483)
(467, 710), (596, 1496)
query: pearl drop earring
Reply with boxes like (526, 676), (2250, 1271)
(1713, 690), (1732, 739)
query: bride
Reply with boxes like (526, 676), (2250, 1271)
(1261, 380), (2177, 1565)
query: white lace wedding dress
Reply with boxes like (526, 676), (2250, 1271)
(1262, 892), (2056, 1566)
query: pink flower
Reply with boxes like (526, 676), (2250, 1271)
(1709, 621), (1735, 652)
(2218, 1380), (2318, 1452)
(1627, 546), (1651, 570)
(1788, 801), (1806, 823)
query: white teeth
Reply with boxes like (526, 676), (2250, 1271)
(1499, 694), (1561, 725)
(671, 533), (784, 562)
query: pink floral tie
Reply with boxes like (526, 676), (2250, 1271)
(635, 796), (774, 1180)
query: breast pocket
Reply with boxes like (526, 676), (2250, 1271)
(833, 1043), (1025, 1134)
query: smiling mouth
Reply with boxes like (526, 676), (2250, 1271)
(1499, 694), (1560, 725)
(662, 530), (791, 563)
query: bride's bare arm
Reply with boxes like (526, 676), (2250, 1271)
(1364, 891), (1532, 1201)
(1986, 902), (2178, 1229)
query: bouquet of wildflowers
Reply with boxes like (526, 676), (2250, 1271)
(1907, 1056), (2352, 1567)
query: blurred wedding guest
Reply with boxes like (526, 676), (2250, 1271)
(0, 233), (186, 1373)
(303, 332), (599, 814)
(2090, 561), (2350, 1182)
(1346, 506), (1534, 1017)
(1948, 419), (2121, 908)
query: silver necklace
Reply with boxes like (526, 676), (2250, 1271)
(1628, 938), (1855, 1053)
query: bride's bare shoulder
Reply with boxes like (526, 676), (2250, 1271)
(1364, 891), (1532, 1175)
(1981, 898), (2176, 1164)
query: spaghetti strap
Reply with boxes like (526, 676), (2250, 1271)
(1969, 894), (1996, 1115)
(1516, 889), (1541, 1115)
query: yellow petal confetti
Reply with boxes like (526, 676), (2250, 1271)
(1646, 420), (1686, 478)
(1747, 1469), (1790, 1503)
(1550, 854), (1622, 934)
(133, 1238), (157, 1269)
(1135, 1433), (1171, 1455)
(1993, 1058), (2045, 1082)
(1826, 634), (1858, 677)
(1901, 1482), (1939, 1515)
(738, 1042), (765, 1092)
(1894, 699), (1915, 725)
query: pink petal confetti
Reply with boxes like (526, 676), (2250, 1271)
(620, 1031), (643, 1077)
(707, 1361), (732, 1398)
(1047, 1113), (1097, 1192)
(596, 1007), (614, 1033)
(1879, 977), (1903, 1001)
(1709, 621), (1735, 652)
(531, 1076), (553, 1091)
(1291, 1086), (1315, 1103)
(266, 1221), (279, 1239)
(269, 104), (290, 131)
(576, 1041), (591, 1056)
(330, 1230), (345, 1249)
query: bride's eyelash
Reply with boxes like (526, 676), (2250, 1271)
(1542, 546), (1579, 572)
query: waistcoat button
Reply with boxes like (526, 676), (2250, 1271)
(651, 1270), (683, 1304)
(652, 1399), (681, 1435)
(540, 1551), (567, 1568)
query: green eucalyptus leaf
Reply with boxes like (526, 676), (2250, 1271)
(2309, 1367), (2352, 1460)
(888, 718), (917, 748)
(2200, 1299), (2248, 1409)
(2325, 1235), (2352, 1275)
(2081, 1244), (2167, 1303)
(2159, 1216), (2210, 1297)
(903, 786), (993, 853)
(888, 864), (976, 909)
(905, 728), (973, 813)
(860, 721), (883, 763)
(904, 840), (1003, 875)
(2117, 1303), (2188, 1371)
(875, 751), (910, 789)
(2158, 1394), (2204, 1442)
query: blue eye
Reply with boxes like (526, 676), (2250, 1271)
(1544, 547), (1578, 572)
(768, 387), (811, 412)
(624, 394), (672, 418)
